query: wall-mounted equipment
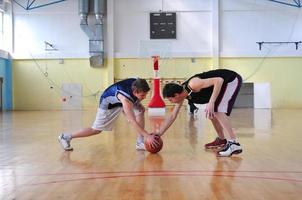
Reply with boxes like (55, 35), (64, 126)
(79, 0), (106, 67)
(44, 41), (58, 51)
(256, 41), (302, 50)
(150, 12), (176, 39)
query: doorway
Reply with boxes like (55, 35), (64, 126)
(0, 77), (3, 111)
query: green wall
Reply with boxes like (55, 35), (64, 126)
(0, 57), (12, 110)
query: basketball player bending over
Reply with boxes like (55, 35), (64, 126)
(158, 69), (243, 157)
(58, 78), (158, 151)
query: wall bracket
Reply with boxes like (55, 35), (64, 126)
(256, 41), (302, 50)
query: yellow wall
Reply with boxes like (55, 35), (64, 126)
(220, 57), (302, 108)
(115, 57), (302, 108)
(12, 57), (302, 110)
(13, 59), (109, 110)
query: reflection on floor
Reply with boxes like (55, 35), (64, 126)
(0, 108), (301, 200)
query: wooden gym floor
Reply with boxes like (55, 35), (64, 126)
(0, 108), (302, 200)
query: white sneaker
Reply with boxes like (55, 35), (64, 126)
(217, 141), (242, 157)
(136, 142), (145, 151)
(58, 133), (73, 151)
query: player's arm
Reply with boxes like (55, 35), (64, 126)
(158, 100), (184, 136)
(118, 94), (149, 137)
(118, 94), (159, 147)
(189, 77), (224, 118)
(189, 77), (224, 97)
(135, 102), (145, 113)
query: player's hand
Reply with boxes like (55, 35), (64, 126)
(146, 133), (160, 148)
(157, 131), (164, 137)
(205, 102), (215, 119)
(136, 103), (145, 113)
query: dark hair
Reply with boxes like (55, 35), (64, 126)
(162, 83), (184, 98)
(132, 78), (150, 92)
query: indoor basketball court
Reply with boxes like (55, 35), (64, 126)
(1, 0), (302, 200)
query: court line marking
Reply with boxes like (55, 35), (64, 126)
(9, 171), (302, 186)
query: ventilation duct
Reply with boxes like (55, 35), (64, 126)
(0, 0), (9, 12)
(79, 0), (105, 67)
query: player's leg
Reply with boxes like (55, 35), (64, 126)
(204, 117), (227, 149)
(213, 75), (242, 156)
(215, 113), (242, 157)
(58, 107), (121, 151)
(58, 128), (101, 151)
(134, 106), (146, 150)
(71, 128), (101, 138)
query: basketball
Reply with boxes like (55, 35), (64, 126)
(145, 134), (163, 153)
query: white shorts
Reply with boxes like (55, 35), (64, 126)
(91, 105), (143, 131)
(216, 76), (241, 116)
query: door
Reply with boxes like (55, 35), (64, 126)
(0, 77), (3, 111)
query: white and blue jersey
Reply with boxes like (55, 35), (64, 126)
(99, 78), (138, 110)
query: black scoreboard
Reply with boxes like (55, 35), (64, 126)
(150, 12), (176, 39)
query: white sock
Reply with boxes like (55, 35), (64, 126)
(228, 139), (237, 143)
(137, 135), (144, 144)
(63, 133), (72, 141)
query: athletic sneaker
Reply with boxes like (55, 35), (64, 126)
(217, 141), (242, 157)
(136, 142), (145, 151)
(58, 133), (73, 151)
(204, 137), (227, 149)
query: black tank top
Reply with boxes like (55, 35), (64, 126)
(182, 69), (239, 104)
